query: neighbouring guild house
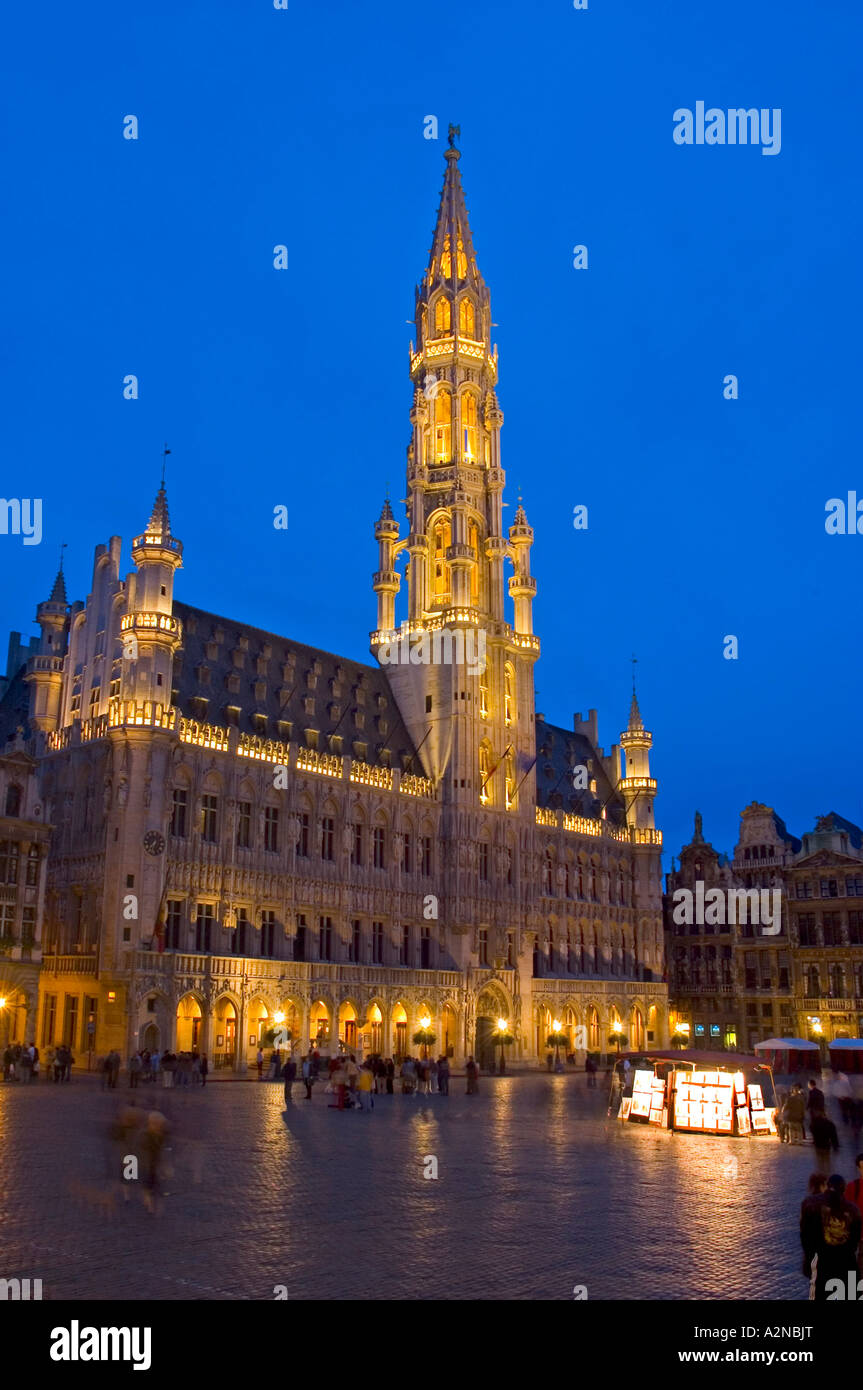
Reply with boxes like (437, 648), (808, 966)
(0, 137), (668, 1071)
(666, 803), (863, 1053)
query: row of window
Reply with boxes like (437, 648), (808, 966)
(794, 912), (863, 946)
(161, 905), (438, 967)
(543, 858), (633, 904)
(796, 877), (863, 899)
(170, 792), (435, 872)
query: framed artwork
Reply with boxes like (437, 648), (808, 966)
(747, 1083), (764, 1110)
(250, 1034), (257, 1047)
(737, 1107), (751, 1135)
(620, 1097), (632, 1121)
(216, 1034), (224, 1047)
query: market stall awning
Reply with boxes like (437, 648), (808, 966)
(617, 1050), (764, 1067)
(754, 1037), (819, 1051)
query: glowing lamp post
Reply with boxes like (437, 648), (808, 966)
(494, 1016), (514, 1075)
(546, 1018), (566, 1072)
(413, 1013), (436, 1061)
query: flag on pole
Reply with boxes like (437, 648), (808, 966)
(152, 886), (167, 954)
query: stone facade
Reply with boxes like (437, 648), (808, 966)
(0, 139), (667, 1071)
(665, 804), (863, 1051)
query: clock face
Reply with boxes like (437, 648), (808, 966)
(143, 831), (166, 857)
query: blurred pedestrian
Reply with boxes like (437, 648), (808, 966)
(437, 1056), (450, 1096)
(283, 1055), (296, 1104)
(256, 1047), (264, 1080)
(807, 1078), (826, 1122)
(466, 1056), (479, 1095)
(200, 1053), (208, 1088)
(833, 1071), (854, 1124)
(357, 1062), (374, 1110)
(810, 1112), (840, 1171)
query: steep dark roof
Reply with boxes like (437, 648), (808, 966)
(172, 601), (419, 772)
(534, 717), (626, 826)
(771, 810), (802, 853)
(817, 812), (863, 850)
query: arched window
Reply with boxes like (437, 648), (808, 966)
(456, 235), (467, 279)
(440, 235), (452, 279)
(504, 663), (515, 725)
(434, 296), (451, 335)
(468, 518), (480, 605)
(4, 785), (22, 818)
(431, 518), (451, 599)
(479, 668), (489, 718)
(588, 1007), (599, 1050)
(433, 390), (452, 461)
(479, 742), (492, 806)
(462, 392), (478, 461)
(458, 297), (475, 337)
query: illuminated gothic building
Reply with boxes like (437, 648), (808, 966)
(0, 138), (668, 1068)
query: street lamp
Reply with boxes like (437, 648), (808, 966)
(412, 1013), (436, 1061)
(494, 1016), (514, 1075)
(546, 1018), (566, 1072)
(609, 1019), (627, 1057)
(671, 1020), (691, 1049)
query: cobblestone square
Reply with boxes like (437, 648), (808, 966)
(0, 1072), (845, 1301)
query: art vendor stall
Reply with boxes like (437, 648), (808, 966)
(614, 1051), (778, 1138)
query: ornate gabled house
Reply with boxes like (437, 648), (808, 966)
(0, 136), (667, 1069)
(666, 803), (863, 1051)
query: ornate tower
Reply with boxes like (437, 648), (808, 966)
(619, 687), (657, 832)
(371, 129), (540, 815)
(25, 562), (69, 732)
(118, 483), (183, 712)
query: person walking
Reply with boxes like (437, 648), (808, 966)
(807, 1174), (862, 1301)
(28, 1044), (39, 1083)
(129, 1052), (142, 1089)
(301, 1055), (313, 1100)
(807, 1078), (826, 1122)
(437, 1056), (450, 1096)
(283, 1055), (297, 1104)
(109, 1049), (121, 1089)
(256, 1047), (264, 1081)
(810, 1112), (840, 1171)
(329, 1058), (348, 1110)
(800, 1172), (829, 1276)
(784, 1085), (806, 1144)
(465, 1056), (479, 1095)
(191, 1052), (202, 1086)
(161, 1051), (176, 1088)
(141, 1110), (170, 1215)
(385, 1057), (395, 1095)
(429, 1057), (439, 1092)
(200, 1053), (209, 1088)
(585, 1054), (597, 1089)
(345, 1054), (359, 1105)
(834, 1072), (854, 1125)
(357, 1062), (374, 1111)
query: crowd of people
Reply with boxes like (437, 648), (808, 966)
(2, 1042), (74, 1082)
(776, 1075), (862, 1164)
(96, 1049), (210, 1089)
(799, 1154), (863, 1300)
(275, 1050), (481, 1108)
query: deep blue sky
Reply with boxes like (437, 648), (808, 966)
(2, 0), (860, 864)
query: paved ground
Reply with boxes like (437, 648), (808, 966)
(0, 1071), (857, 1300)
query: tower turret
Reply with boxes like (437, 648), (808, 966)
(25, 560), (69, 731)
(619, 686), (657, 831)
(118, 483), (183, 712)
(372, 497), (400, 635)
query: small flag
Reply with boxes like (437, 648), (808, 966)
(153, 886), (167, 954)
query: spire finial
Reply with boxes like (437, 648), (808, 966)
(59, 541), (67, 573)
(161, 442), (171, 485)
(631, 652), (638, 694)
(447, 122), (461, 150)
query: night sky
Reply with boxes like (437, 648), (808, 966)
(2, 0), (860, 864)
